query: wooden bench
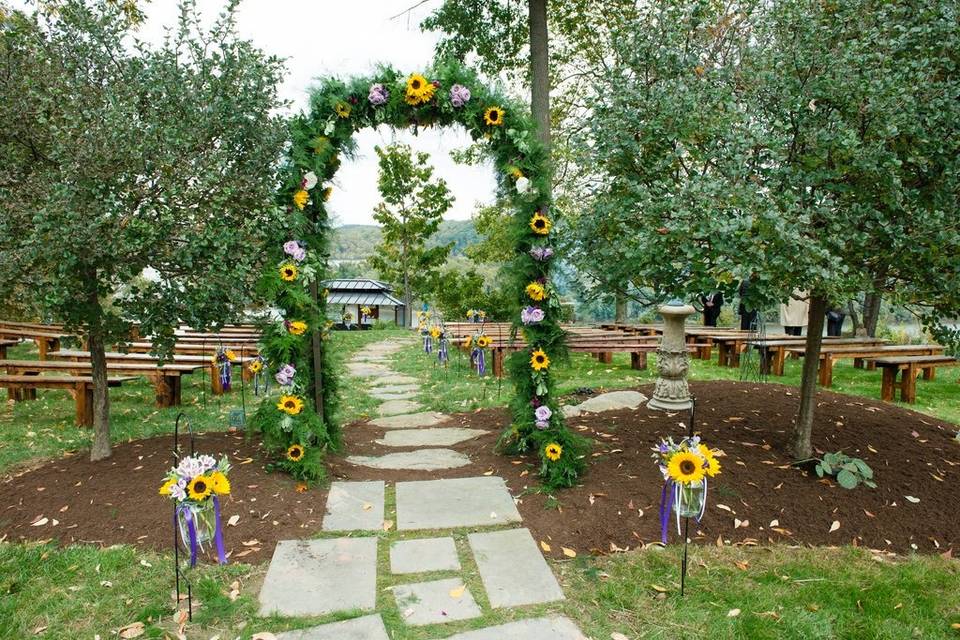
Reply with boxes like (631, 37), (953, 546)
(0, 339), (18, 360)
(49, 349), (255, 395)
(0, 374), (136, 426)
(785, 344), (946, 387)
(0, 359), (203, 407)
(0, 328), (75, 359)
(869, 355), (959, 403)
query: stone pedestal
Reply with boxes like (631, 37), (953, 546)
(648, 301), (695, 412)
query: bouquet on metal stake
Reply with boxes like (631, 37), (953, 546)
(213, 347), (237, 391)
(436, 325), (449, 365)
(472, 333), (491, 376)
(248, 356), (268, 396)
(653, 435), (722, 544)
(160, 454), (231, 567)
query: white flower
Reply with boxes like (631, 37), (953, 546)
(198, 455), (217, 472)
(170, 484), (186, 501)
(516, 176), (530, 193)
(302, 171), (318, 190)
(176, 457), (202, 479)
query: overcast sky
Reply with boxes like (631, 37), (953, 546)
(20, 0), (498, 226)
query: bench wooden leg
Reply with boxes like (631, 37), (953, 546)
(730, 344), (742, 368)
(75, 384), (93, 427)
(493, 348), (504, 378)
(210, 363), (224, 395)
(171, 376), (182, 405)
(630, 352), (647, 370)
(901, 364), (918, 403)
(866, 360), (877, 371)
(599, 352), (613, 364)
(773, 349), (786, 376)
(717, 344), (728, 367)
(241, 364), (255, 383)
(922, 366), (936, 381)
(818, 357), (834, 387)
(853, 357), (864, 369)
(880, 367), (897, 401)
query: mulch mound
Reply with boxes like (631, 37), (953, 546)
(1, 381), (957, 563)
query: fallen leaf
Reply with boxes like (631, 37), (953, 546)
(829, 521), (841, 533)
(382, 519), (394, 532)
(728, 608), (741, 617)
(650, 584), (668, 593)
(905, 496), (920, 504)
(31, 517), (48, 527)
(139, 560), (152, 568)
(540, 540), (552, 552)
(562, 547), (577, 558)
(611, 633), (629, 640)
(33, 626), (47, 635)
(769, 519), (779, 527)
(449, 584), (466, 599)
(227, 515), (240, 526)
(118, 622), (145, 639)
(100, 580), (113, 588)
(716, 504), (733, 512)
(242, 539), (260, 546)
(251, 634), (277, 640)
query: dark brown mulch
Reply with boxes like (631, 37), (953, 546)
(328, 380), (959, 559)
(1, 380), (957, 564)
(0, 432), (321, 564)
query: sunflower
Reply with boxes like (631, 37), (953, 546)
(248, 360), (263, 374)
(476, 335), (491, 348)
(530, 348), (550, 371)
(209, 470), (231, 495)
(429, 326), (441, 339)
(334, 101), (352, 118)
(510, 166), (524, 179)
(293, 189), (309, 210)
(288, 320), (307, 335)
(667, 450), (706, 485)
(225, 349), (237, 362)
(463, 335), (473, 348)
(525, 282), (546, 301)
(698, 444), (722, 478)
(323, 186), (333, 201)
(286, 443), (305, 462)
(529, 211), (551, 235)
(280, 263), (299, 281)
(405, 73), (436, 105)
(484, 106), (505, 126)
(159, 478), (177, 496)
(187, 475), (213, 501)
(277, 394), (304, 415)
(545, 443), (562, 461)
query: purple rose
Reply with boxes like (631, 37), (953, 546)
(283, 240), (306, 262)
(521, 306), (545, 325)
(275, 364), (296, 386)
(449, 84), (471, 107)
(535, 420), (548, 430)
(534, 405), (552, 422)
(368, 83), (389, 106)
(529, 246), (554, 261)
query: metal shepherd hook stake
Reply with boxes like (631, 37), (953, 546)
(681, 397), (696, 597)
(172, 412), (195, 621)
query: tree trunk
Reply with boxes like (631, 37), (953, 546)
(614, 290), (627, 323)
(863, 292), (882, 337)
(403, 270), (411, 328)
(309, 278), (324, 418)
(792, 293), (828, 460)
(88, 323), (112, 461)
(847, 300), (863, 336)
(528, 0), (551, 150)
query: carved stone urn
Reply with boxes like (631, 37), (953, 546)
(648, 300), (695, 411)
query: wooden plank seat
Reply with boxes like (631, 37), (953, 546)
(0, 359), (203, 407)
(0, 328), (75, 360)
(0, 374), (136, 426)
(49, 349), (255, 396)
(0, 339), (19, 359)
(751, 337), (889, 376)
(785, 344), (946, 387)
(118, 341), (259, 356)
(868, 355), (959, 403)
(485, 342), (708, 377)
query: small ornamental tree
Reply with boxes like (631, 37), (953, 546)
(253, 62), (585, 487)
(368, 143), (454, 327)
(0, 0), (287, 461)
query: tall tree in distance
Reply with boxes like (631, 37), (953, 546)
(368, 143), (454, 326)
(528, 0), (550, 150)
(0, 0), (287, 460)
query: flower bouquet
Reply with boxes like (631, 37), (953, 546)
(652, 436), (721, 544)
(160, 454), (231, 566)
(472, 333), (491, 376)
(213, 347), (236, 391)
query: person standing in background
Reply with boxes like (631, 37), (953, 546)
(826, 303), (846, 336)
(738, 278), (759, 330)
(699, 291), (724, 326)
(780, 290), (809, 336)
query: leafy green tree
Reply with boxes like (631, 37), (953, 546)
(368, 143), (454, 326)
(0, 0), (287, 460)
(431, 266), (513, 321)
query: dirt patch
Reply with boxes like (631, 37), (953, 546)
(2, 381), (957, 563)
(0, 432), (323, 564)
(329, 380), (959, 559)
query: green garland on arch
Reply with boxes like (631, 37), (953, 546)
(253, 60), (585, 487)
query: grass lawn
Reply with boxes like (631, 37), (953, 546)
(1, 326), (958, 638)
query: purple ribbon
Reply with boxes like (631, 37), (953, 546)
(177, 503), (199, 567)
(659, 480), (674, 544)
(213, 496), (227, 565)
(219, 360), (232, 391)
(424, 335), (433, 353)
(474, 348), (486, 376)
(438, 338), (448, 364)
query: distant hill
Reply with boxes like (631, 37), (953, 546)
(331, 220), (479, 262)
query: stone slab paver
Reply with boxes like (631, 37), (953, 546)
(396, 476), (522, 530)
(347, 449), (471, 471)
(390, 537), (461, 574)
(370, 390), (419, 401)
(369, 374), (420, 386)
(562, 390), (648, 417)
(378, 399), (424, 415)
(368, 411), (451, 429)
(377, 427), (486, 448)
(258, 538), (377, 616)
(321, 481), (385, 532)
(468, 528), (564, 608)
(393, 578), (481, 626)
(441, 616), (587, 640)
(370, 384), (420, 394)
(347, 363), (393, 378)
(275, 614), (390, 640)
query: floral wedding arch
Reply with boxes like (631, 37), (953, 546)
(251, 62), (585, 487)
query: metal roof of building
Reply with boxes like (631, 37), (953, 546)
(327, 291), (403, 306)
(323, 278), (394, 292)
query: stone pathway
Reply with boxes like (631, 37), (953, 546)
(259, 337), (587, 639)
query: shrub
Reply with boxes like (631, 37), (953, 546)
(815, 452), (876, 489)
